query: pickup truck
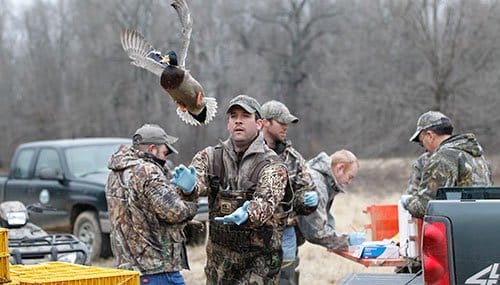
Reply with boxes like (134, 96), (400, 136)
(0, 138), (208, 261)
(339, 186), (500, 285)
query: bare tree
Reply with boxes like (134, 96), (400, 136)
(399, 0), (500, 113)
(252, 0), (339, 109)
(2, 0), (500, 166)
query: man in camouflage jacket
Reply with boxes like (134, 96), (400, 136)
(190, 95), (288, 285)
(106, 124), (198, 285)
(402, 111), (493, 218)
(261, 100), (318, 285)
(296, 150), (359, 251)
(406, 152), (430, 196)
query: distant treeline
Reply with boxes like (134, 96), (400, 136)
(1, 0), (499, 168)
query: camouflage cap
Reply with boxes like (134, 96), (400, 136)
(226, 94), (262, 118)
(409, 111), (451, 142)
(133, 124), (178, 154)
(261, 100), (299, 124)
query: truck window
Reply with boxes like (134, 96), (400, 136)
(13, 149), (35, 179)
(34, 149), (62, 178)
(65, 144), (122, 177)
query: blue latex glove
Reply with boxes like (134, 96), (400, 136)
(400, 195), (411, 210)
(169, 164), (196, 194)
(348, 232), (366, 246)
(214, 201), (250, 225)
(304, 191), (319, 207)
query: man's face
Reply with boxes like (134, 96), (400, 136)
(332, 162), (358, 186)
(418, 130), (438, 153)
(149, 144), (170, 161)
(263, 119), (289, 143)
(227, 106), (262, 145)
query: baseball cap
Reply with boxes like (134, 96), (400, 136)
(261, 100), (299, 124)
(226, 94), (262, 118)
(409, 111), (451, 142)
(133, 124), (178, 154)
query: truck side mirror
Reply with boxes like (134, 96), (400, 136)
(39, 168), (64, 181)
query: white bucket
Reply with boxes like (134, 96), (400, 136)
(398, 198), (418, 258)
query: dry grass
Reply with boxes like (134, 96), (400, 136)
(94, 155), (500, 284)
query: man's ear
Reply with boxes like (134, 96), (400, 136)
(332, 163), (345, 177)
(256, 118), (263, 130)
(262, 119), (271, 127)
(428, 130), (438, 142)
(146, 144), (156, 152)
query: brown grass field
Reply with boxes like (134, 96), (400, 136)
(95, 155), (499, 284)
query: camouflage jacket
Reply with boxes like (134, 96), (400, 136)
(296, 152), (348, 249)
(273, 140), (317, 217)
(105, 145), (198, 274)
(191, 133), (288, 229)
(406, 152), (431, 196)
(406, 133), (493, 218)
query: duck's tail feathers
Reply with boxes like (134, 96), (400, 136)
(203, 97), (218, 125)
(176, 108), (202, 126)
(175, 97), (218, 126)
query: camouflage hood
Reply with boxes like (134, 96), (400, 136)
(307, 152), (331, 177)
(307, 152), (344, 193)
(108, 145), (154, 171)
(440, 133), (484, 157)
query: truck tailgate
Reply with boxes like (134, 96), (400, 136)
(426, 200), (500, 284)
(339, 273), (423, 285)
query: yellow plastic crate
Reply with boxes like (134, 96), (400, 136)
(2, 270), (18, 285)
(0, 253), (10, 284)
(9, 262), (139, 285)
(0, 228), (8, 254)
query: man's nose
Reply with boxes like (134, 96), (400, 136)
(234, 115), (244, 123)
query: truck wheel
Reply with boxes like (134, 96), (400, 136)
(74, 211), (102, 261)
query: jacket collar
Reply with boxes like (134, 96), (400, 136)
(220, 132), (267, 162)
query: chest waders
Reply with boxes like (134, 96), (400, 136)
(207, 146), (293, 252)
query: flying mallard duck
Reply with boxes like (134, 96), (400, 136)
(120, 0), (217, 126)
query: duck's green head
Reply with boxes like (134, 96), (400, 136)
(161, 50), (178, 66)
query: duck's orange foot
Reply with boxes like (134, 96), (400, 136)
(177, 102), (187, 112)
(196, 92), (204, 108)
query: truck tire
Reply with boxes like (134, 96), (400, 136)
(73, 211), (103, 261)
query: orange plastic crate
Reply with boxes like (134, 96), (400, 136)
(364, 204), (399, 241)
(9, 262), (139, 285)
(0, 228), (7, 254)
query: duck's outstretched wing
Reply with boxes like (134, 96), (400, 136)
(171, 0), (192, 68)
(120, 29), (166, 77)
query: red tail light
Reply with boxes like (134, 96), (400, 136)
(422, 221), (450, 285)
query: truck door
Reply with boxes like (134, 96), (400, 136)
(29, 148), (71, 231)
(4, 148), (37, 204)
